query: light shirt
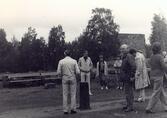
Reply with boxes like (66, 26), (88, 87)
(78, 57), (93, 73)
(114, 59), (122, 68)
(57, 56), (80, 81)
(164, 55), (167, 63)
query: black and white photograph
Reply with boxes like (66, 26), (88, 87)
(0, 0), (167, 117)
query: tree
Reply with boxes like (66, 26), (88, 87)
(65, 39), (82, 61)
(0, 29), (7, 42)
(6, 36), (21, 72)
(145, 44), (152, 58)
(0, 29), (8, 58)
(0, 29), (12, 72)
(30, 37), (46, 71)
(19, 27), (37, 72)
(48, 25), (65, 70)
(150, 14), (167, 51)
(11, 35), (20, 48)
(76, 8), (120, 64)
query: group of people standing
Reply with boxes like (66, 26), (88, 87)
(119, 44), (150, 112)
(120, 42), (167, 113)
(57, 41), (167, 115)
(57, 50), (93, 114)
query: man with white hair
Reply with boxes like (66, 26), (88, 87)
(120, 44), (129, 49)
(120, 44), (137, 112)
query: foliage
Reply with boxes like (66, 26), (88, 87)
(145, 44), (152, 58)
(75, 8), (120, 64)
(0, 29), (14, 72)
(19, 27), (38, 72)
(48, 25), (66, 70)
(0, 8), (120, 73)
(30, 37), (46, 71)
(150, 14), (167, 51)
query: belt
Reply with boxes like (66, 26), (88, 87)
(80, 70), (90, 73)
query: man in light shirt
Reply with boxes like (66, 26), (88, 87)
(78, 50), (93, 95)
(57, 50), (80, 114)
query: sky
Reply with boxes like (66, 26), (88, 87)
(0, 0), (167, 44)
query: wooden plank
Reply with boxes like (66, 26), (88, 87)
(5, 72), (58, 78)
(10, 78), (41, 83)
(41, 72), (58, 76)
(8, 72), (41, 78)
(44, 77), (60, 80)
(2, 72), (59, 81)
(3, 72), (59, 81)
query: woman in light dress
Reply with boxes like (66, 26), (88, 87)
(135, 50), (150, 102)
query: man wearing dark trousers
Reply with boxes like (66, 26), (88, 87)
(120, 44), (136, 112)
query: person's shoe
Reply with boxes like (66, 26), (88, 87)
(122, 106), (128, 110)
(120, 87), (123, 90)
(105, 86), (108, 90)
(139, 98), (145, 102)
(145, 110), (154, 114)
(135, 98), (144, 102)
(89, 92), (93, 95)
(64, 112), (68, 115)
(165, 110), (167, 112)
(71, 110), (77, 114)
(141, 99), (145, 102)
(124, 108), (134, 112)
(136, 98), (143, 102)
(101, 87), (104, 90)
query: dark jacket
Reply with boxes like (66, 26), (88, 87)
(120, 53), (136, 82)
(150, 54), (167, 77)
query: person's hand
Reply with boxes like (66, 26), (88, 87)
(137, 72), (140, 76)
(130, 77), (135, 82)
(135, 72), (140, 78)
(95, 75), (99, 79)
(76, 73), (81, 80)
(86, 70), (90, 73)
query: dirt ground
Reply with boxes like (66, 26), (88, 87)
(0, 80), (124, 112)
(0, 80), (166, 118)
